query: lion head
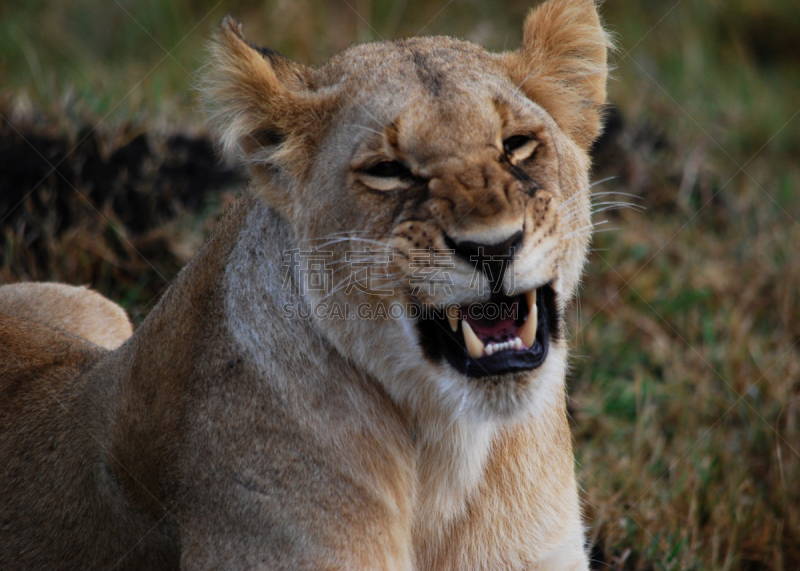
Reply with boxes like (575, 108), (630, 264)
(204, 0), (611, 423)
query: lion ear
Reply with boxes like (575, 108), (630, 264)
(502, 0), (612, 150)
(202, 16), (334, 174)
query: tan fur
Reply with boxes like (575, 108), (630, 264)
(0, 282), (133, 349)
(0, 1), (610, 568)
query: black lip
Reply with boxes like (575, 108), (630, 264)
(416, 284), (558, 378)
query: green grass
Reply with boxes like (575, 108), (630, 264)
(2, 0), (800, 568)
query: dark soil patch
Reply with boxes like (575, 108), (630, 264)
(0, 110), (244, 319)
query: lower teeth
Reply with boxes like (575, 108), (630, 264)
(484, 337), (525, 356)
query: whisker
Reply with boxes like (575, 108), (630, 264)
(562, 220), (609, 240)
(590, 190), (641, 201)
(558, 177), (622, 213)
(557, 192), (584, 213)
(346, 124), (385, 137)
(591, 203), (646, 215)
(325, 257), (394, 269)
(591, 227), (619, 235)
(313, 230), (395, 239)
(313, 237), (397, 250)
(587, 175), (619, 189)
(560, 197), (645, 222)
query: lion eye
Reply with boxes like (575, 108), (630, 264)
(356, 160), (415, 191)
(362, 161), (411, 179)
(502, 135), (538, 164)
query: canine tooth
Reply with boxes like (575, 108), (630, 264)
(462, 321), (485, 359)
(519, 303), (538, 349)
(447, 306), (459, 332)
(525, 289), (537, 313)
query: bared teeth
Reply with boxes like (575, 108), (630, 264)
(462, 320), (485, 359)
(483, 337), (527, 355)
(525, 290), (537, 315)
(519, 290), (538, 349)
(453, 291), (540, 358)
(447, 305), (459, 332)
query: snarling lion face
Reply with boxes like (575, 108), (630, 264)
(205, 0), (610, 421)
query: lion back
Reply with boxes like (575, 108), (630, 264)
(0, 282), (133, 350)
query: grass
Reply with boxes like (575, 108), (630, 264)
(2, 0), (799, 568)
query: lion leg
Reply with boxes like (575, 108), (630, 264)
(177, 477), (414, 571)
(0, 282), (133, 349)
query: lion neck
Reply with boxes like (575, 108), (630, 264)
(222, 193), (500, 531)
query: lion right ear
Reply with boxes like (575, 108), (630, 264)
(202, 17), (336, 177)
(502, 0), (612, 150)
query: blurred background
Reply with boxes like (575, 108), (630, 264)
(1, 0), (799, 568)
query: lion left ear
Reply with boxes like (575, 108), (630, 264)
(502, 0), (612, 150)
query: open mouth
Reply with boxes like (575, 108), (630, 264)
(417, 284), (557, 378)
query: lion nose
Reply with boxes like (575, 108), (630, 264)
(446, 229), (523, 265)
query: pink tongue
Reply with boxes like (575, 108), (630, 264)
(465, 313), (518, 340)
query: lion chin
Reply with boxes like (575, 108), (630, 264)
(0, 1), (611, 569)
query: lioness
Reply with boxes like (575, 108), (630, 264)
(0, 0), (610, 568)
